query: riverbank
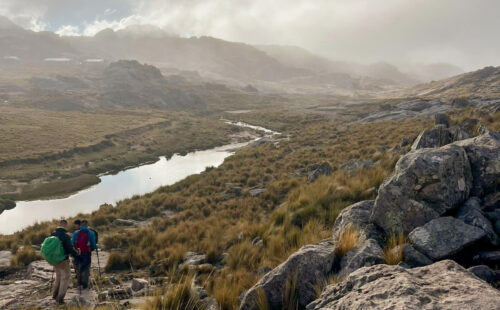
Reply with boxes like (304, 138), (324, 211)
(0, 109), (255, 202)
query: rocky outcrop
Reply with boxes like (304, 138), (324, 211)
(239, 239), (335, 310)
(243, 126), (499, 310)
(408, 217), (486, 260)
(455, 197), (499, 246)
(453, 131), (500, 197)
(331, 201), (382, 244)
(340, 160), (374, 174)
(307, 260), (500, 310)
(401, 244), (433, 268)
(468, 265), (498, 284)
(371, 144), (472, 234)
(337, 239), (385, 278)
(307, 162), (332, 183)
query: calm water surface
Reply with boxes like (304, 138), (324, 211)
(0, 142), (252, 234)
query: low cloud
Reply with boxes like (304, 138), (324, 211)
(1, 0), (499, 70)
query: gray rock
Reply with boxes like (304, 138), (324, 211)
(107, 287), (132, 300)
(458, 118), (479, 136)
(411, 125), (452, 150)
(0, 250), (13, 267)
(239, 239), (335, 310)
(448, 125), (471, 141)
(307, 260), (500, 310)
(225, 186), (242, 196)
(108, 276), (119, 285)
(371, 144), (472, 234)
(453, 131), (500, 197)
(483, 192), (500, 211)
(113, 219), (138, 226)
(181, 252), (207, 267)
(401, 244), (433, 267)
(473, 251), (500, 266)
(455, 197), (499, 246)
(468, 265), (496, 283)
(495, 221), (500, 235)
(191, 280), (219, 310)
(249, 188), (266, 197)
(408, 217), (486, 260)
(332, 200), (383, 244)
(307, 162), (332, 183)
(451, 98), (471, 108)
(340, 160), (374, 174)
(27, 260), (53, 281)
(338, 239), (385, 278)
(131, 278), (148, 292)
(434, 113), (450, 127)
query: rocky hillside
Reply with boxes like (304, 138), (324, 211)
(410, 66), (500, 99)
(240, 115), (500, 310)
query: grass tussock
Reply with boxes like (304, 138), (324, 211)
(383, 233), (408, 265)
(10, 246), (41, 267)
(141, 276), (204, 310)
(335, 225), (361, 257)
(6, 111), (491, 310)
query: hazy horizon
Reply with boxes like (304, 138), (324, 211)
(1, 0), (499, 71)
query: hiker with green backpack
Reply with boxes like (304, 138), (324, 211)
(41, 219), (79, 305)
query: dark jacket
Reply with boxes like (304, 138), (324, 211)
(52, 227), (78, 258)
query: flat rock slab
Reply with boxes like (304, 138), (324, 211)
(307, 260), (500, 310)
(408, 217), (485, 260)
(0, 250), (12, 267)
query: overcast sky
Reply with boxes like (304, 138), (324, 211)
(1, 0), (498, 70)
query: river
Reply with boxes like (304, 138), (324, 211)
(0, 121), (278, 234)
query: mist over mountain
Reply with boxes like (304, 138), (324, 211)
(0, 16), (467, 92)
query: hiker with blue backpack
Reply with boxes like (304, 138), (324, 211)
(72, 219), (97, 289)
(40, 219), (79, 305)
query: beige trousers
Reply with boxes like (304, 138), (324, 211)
(52, 259), (70, 302)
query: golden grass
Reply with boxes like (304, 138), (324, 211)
(10, 246), (41, 267)
(140, 274), (209, 310)
(383, 233), (408, 265)
(5, 109), (496, 310)
(335, 225), (361, 257)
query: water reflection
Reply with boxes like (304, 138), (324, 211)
(0, 142), (248, 234)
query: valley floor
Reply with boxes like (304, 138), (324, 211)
(0, 102), (499, 309)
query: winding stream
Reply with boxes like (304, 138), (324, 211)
(0, 122), (278, 234)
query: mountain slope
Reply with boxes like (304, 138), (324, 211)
(409, 66), (500, 98)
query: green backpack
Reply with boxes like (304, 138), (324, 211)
(40, 236), (66, 265)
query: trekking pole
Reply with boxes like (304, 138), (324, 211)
(96, 247), (102, 276)
(49, 267), (54, 291)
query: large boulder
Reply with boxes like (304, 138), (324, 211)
(307, 260), (500, 310)
(239, 239), (335, 310)
(408, 217), (486, 261)
(331, 201), (382, 244)
(371, 144), (472, 234)
(468, 265), (497, 284)
(337, 239), (385, 278)
(401, 244), (433, 268)
(434, 113), (450, 127)
(411, 125), (452, 150)
(453, 131), (500, 197)
(455, 197), (499, 246)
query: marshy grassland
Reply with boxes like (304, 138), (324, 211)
(0, 107), (246, 201)
(1, 107), (498, 310)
